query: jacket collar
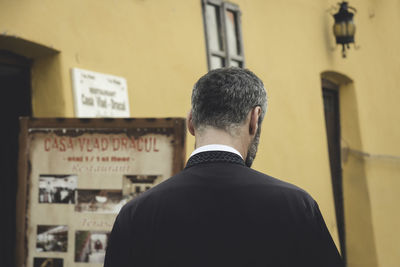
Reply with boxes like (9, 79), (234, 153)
(185, 151), (246, 169)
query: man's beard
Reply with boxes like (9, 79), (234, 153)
(245, 126), (261, 167)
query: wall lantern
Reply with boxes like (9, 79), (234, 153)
(332, 1), (357, 58)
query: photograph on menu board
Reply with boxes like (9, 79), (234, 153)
(38, 175), (77, 204)
(122, 174), (162, 200)
(36, 225), (68, 252)
(75, 231), (109, 263)
(33, 257), (63, 267)
(74, 189), (124, 213)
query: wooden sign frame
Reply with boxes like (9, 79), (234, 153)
(16, 117), (186, 267)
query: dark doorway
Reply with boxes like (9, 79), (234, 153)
(0, 51), (32, 267)
(322, 79), (346, 264)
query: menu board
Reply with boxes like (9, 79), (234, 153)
(16, 118), (186, 267)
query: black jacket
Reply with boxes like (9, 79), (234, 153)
(104, 151), (343, 267)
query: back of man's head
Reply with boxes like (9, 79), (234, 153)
(191, 67), (267, 135)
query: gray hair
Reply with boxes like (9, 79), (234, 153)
(191, 67), (267, 135)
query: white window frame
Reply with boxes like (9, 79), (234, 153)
(201, 0), (245, 70)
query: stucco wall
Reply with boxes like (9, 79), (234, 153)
(1, 0), (399, 266)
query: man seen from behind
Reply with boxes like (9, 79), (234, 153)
(104, 67), (344, 267)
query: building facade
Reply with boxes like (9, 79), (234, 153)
(1, 0), (399, 266)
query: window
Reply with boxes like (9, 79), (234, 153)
(202, 0), (245, 70)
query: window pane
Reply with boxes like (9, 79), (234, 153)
(229, 60), (242, 68)
(205, 4), (223, 51)
(225, 10), (240, 55)
(210, 56), (225, 69)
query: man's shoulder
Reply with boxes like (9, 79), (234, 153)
(243, 167), (316, 203)
(123, 165), (315, 212)
(248, 168), (312, 194)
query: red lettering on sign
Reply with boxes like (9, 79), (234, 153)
(78, 138), (85, 152)
(101, 137), (109, 151)
(44, 135), (161, 152)
(86, 138), (93, 152)
(59, 138), (66, 151)
(112, 138), (120, 151)
(44, 138), (51, 151)
(137, 138), (143, 151)
(121, 138), (128, 150)
(145, 138), (151, 152)
(129, 137), (136, 150)
(153, 138), (159, 152)
(93, 138), (100, 150)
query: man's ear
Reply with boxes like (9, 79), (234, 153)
(187, 110), (195, 136)
(249, 106), (261, 135)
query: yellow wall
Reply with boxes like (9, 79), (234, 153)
(0, 0), (207, 118)
(1, 0), (399, 266)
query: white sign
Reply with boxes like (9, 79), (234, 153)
(71, 68), (130, 117)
